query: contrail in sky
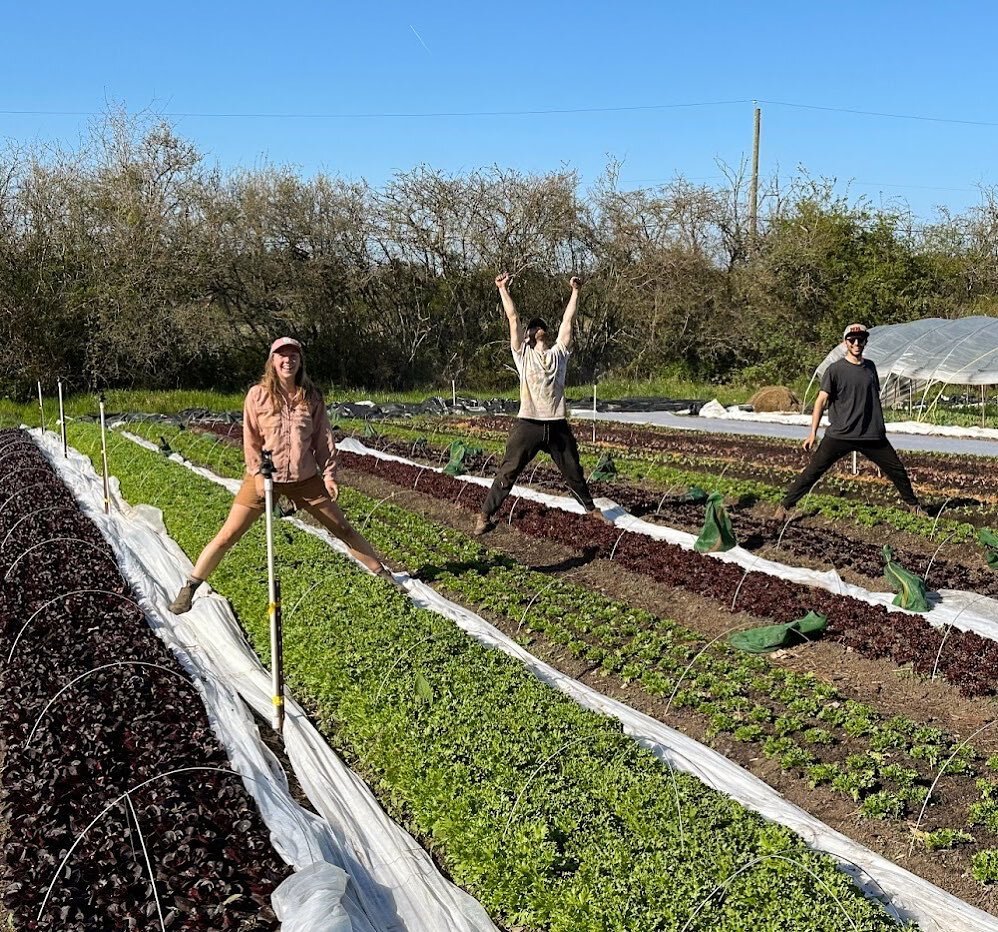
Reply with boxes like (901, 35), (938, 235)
(409, 25), (431, 54)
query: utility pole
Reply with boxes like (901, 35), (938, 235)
(749, 104), (761, 239)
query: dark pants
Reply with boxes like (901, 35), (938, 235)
(481, 418), (596, 518)
(782, 435), (918, 508)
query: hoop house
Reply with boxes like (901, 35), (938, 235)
(807, 316), (998, 415)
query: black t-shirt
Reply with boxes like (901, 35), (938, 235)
(820, 358), (886, 440)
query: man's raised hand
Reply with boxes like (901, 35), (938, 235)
(570, 275), (584, 291)
(496, 271), (512, 291)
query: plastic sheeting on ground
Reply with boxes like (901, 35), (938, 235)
(37, 429), (498, 932)
(336, 436), (998, 649)
(116, 431), (998, 931)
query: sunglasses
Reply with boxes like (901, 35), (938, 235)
(845, 335), (868, 344)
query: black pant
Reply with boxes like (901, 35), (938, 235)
(782, 435), (918, 508)
(481, 418), (596, 517)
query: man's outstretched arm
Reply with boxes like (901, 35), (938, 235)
(497, 271), (523, 351)
(557, 276), (583, 350)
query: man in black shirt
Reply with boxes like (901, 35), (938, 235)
(774, 323), (923, 521)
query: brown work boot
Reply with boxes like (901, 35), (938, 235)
(473, 513), (494, 536)
(588, 507), (614, 524)
(168, 578), (202, 615)
(773, 504), (793, 524)
(907, 503), (926, 516)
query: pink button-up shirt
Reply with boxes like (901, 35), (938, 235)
(242, 384), (337, 487)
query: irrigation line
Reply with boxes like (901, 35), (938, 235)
(678, 853), (860, 932)
(911, 717), (998, 854)
(929, 596), (995, 685)
(373, 633), (436, 704)
(0, 465), (52, 492)
(930, 497), (953, 539)
(0, 482), (59, 522)
(923, 532), (956, 586)
(516, 571), (582, 632)
(25, 661), (195, 747)
(0, 442), (41, 466)
(501, 735), (592, 838)
(4, 537), (117, 582)
(360, 493), (396, 532)
(38, 766), (245, 921)
(6, 589), (141, 667)
(126, 794), (167, 932)
(608, 529), (628, 561)
(0, 503), (76, 551)
(665, 620), (820, 717)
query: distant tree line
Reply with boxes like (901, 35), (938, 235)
(3, 111), (998, 398)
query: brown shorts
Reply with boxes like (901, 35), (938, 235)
(234, 474), (331, 510)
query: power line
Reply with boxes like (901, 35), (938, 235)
(0, 99), (750, 120)
(758, 98), (998, 129)
(4, 96), (998, 128)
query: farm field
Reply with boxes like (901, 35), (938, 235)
(8, 405), (998, 928)
(109, 413), (998, 922)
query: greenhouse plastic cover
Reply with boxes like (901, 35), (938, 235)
(815, 315), (998, 386)
(33, 429), (498, 932)
(111, 429), (998, 930)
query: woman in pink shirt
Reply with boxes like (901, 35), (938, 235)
(169, 337), (393, 614)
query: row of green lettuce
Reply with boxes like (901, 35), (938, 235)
(65, 422), (911, 930)
(118, 421), (998, 880)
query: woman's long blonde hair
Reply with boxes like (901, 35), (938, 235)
(258, 352), (319, 411)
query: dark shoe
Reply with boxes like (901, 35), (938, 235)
(473, 514), (494, 536)
(168, 581), (199, 615)
(376, 566), (405, 589)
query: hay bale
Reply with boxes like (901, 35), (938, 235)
(749, 385), (800, 412)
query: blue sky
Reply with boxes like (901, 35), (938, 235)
(4, 0), (998, 218)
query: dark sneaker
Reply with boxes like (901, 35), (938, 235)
(473, 514), (494, 537)
(376, 566), (406, 589)
(168, 582), (198, 615)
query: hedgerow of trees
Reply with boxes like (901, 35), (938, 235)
(3, 111), (998, 397)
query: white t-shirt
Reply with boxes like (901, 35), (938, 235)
(513, 340), (570, 420)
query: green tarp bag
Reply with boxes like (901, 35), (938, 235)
(679, 485), (709, 505)
(729, 611), (828, 653)
(590, 452), (617, 482)
(694, 492), (737, 553)
(883, 545), (932, 612)
(980, 528), (998, 570)
(443, 439), (481, 476)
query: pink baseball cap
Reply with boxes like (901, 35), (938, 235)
(269, 337), (303, 356)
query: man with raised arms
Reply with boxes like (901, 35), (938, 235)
(474, 272), (610, 535)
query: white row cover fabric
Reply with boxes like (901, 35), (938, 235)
(815, 316), (998, 388)
(38, 429), (498, 932)
(335, 437), (998, 646)
(114, 431), (998, 930)
(570, 408), (998, 456)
